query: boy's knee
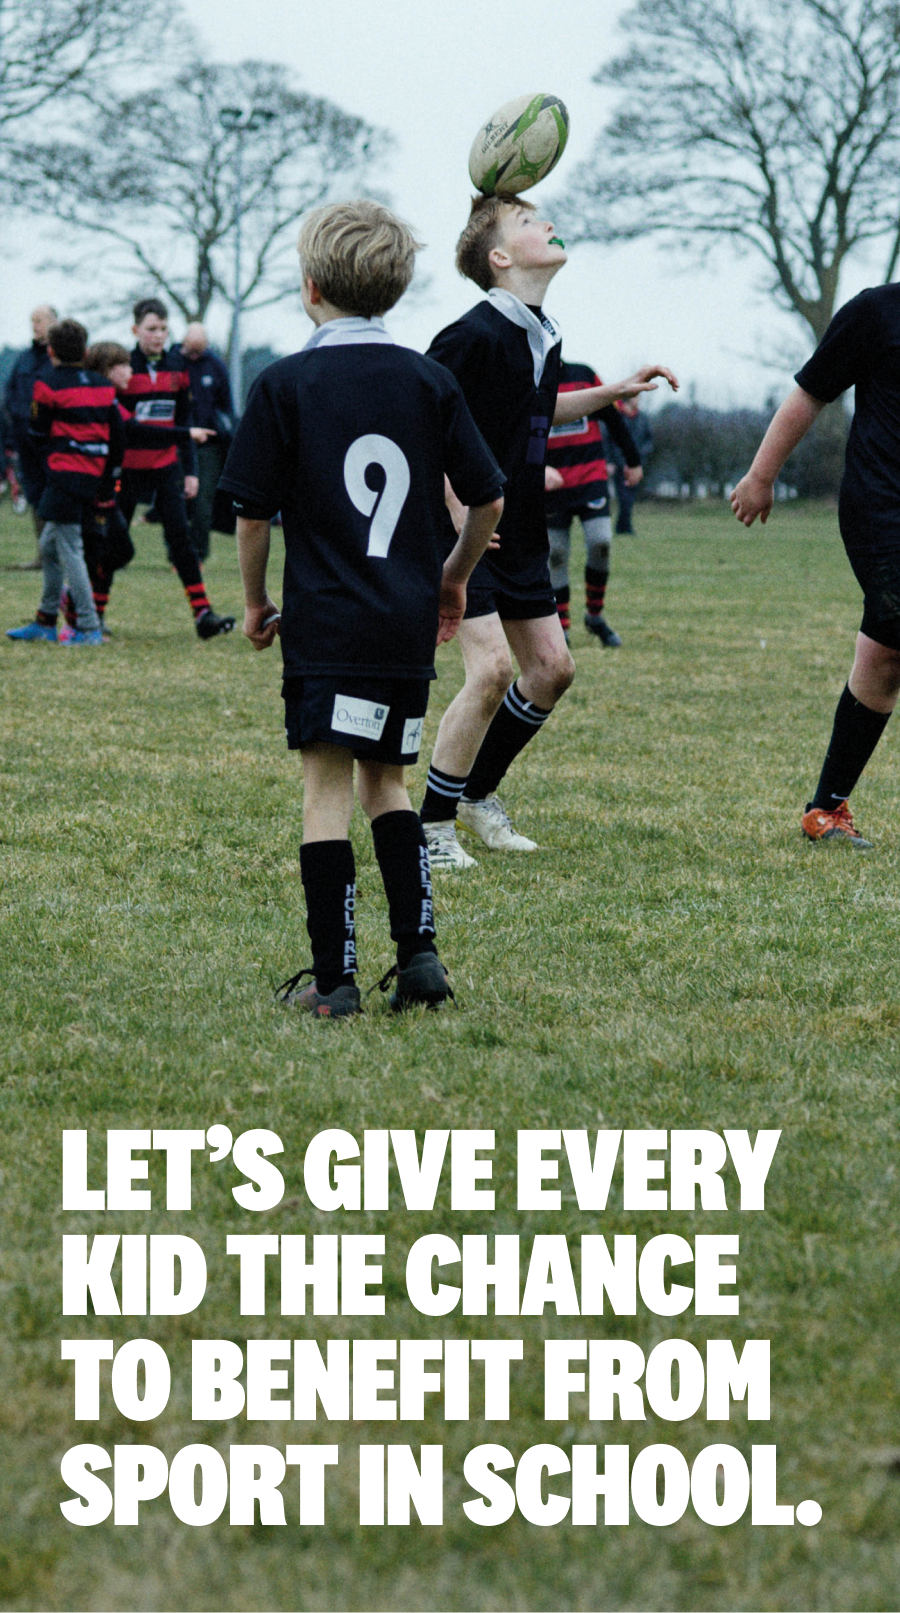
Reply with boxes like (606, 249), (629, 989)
(585, 539), (611, 572)
(552, 649), (576, 698)
(547, 532), (569, 572)
(476, 648), (515, 707)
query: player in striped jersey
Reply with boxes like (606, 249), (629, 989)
(118, 298), (234, 639)
(545, 358), (643, 646)
(6, 320), (122, 645)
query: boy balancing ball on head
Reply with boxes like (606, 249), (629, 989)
(6, 319), (122, 646)
(419, 195), (678, 870)
(731, 283), (900, 850)
(118, 297), (234, 639)
(219, 200), (504, 1018)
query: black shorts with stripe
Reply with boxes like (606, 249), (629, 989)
(282, 675), (430, 764)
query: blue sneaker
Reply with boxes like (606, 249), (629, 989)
(6, 621), (58, 642)
(62, 629), (104, 646)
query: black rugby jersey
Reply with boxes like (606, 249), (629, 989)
(427, 297), (560, 577)
(545, 360), (641, 518)
(795, 286), (900, 535)
(219, 327), (503, 680)
(30, 367), (123, 501)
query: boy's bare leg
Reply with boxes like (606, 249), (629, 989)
(300, 742), (355, 841)
(429, 613), (514, 777)
(847, 632), (900, 713)
(455, 611), (575, 852)
(421, 609), (574, 860)
(356, 761), (413, 820)
(502, 611), (575, 707)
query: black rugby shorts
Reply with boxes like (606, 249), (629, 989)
(282, 675), (430, 764)
(464, 551), (557, 622)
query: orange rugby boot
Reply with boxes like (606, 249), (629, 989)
(800, 799), (873, 850)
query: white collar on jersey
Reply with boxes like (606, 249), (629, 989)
(303, 315), (395, 350)
(485, 288), (562, 386)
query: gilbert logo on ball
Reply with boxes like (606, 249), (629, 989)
(468, 93), (570, 196)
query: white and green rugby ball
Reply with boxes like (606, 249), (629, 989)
(468, 93), (570, 196)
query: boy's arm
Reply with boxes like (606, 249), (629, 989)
(108, 403), (125, 479)
(237, 515), (281, 649)
(730, 387), (824, 526)
(174, 370), (198, 487)
(28, 381), (53, 456)
(437, 495), (504, 643)
(554, 365), (679, 423)
(599, 404), (641, 465)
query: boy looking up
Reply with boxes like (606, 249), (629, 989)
(219, 200), (504, 1017)
(119, 298), (234, 638)
(6, 319), (121, 645)
(419, 195), (678, 869)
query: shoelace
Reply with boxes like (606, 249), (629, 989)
(369, 964), (398, 998)
(367, 962), (457, 1005)
(274, 967), (315, 1003)
(487, 796), (513, 827)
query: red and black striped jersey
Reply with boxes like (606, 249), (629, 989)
(30, 367), (123, 500)
(120, 346), (196, 476)
(546, 360), (640, 516)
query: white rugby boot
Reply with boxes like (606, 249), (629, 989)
(423, 820), (478, 870)
(457, 794), (537, 851)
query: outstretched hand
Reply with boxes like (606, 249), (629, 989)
(730, 472), (774, 527)
(618, 365), (680, 399)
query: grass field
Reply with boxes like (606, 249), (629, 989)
(2, 497), (900, 1613)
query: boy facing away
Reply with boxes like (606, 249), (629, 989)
(219, 200), (504, 1017)
(417, 195), (678, 870)
(6, 319), (122, 646)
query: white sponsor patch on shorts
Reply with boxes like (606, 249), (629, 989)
(401, 715), (424, 755)
(331, 694), (389, 741)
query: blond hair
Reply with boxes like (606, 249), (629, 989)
(456, 194), (536, 291)
(297, 200), (423, 319)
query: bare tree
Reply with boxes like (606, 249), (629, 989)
(0, 0), (177, 130)
(557, 0), (900, 342)
(22, 59), (391, 326)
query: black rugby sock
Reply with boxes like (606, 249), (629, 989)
(371, 810), (437, 969)
(420, 765), (468, 824)
(463, 681), (552, 801)
(299, 839), (357, 994)
(810, 684), (891, 809)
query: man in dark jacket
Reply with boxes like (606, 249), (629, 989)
(3, 304), (56, 559)
(177, 322), (234, 560)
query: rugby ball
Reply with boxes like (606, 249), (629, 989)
(468, 93), (570, 196)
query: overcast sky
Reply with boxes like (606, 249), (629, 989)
(0, 0), (885, 404)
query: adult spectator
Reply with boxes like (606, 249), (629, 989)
(177, 322), (234, 560)
(3, 305), (56, 563)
